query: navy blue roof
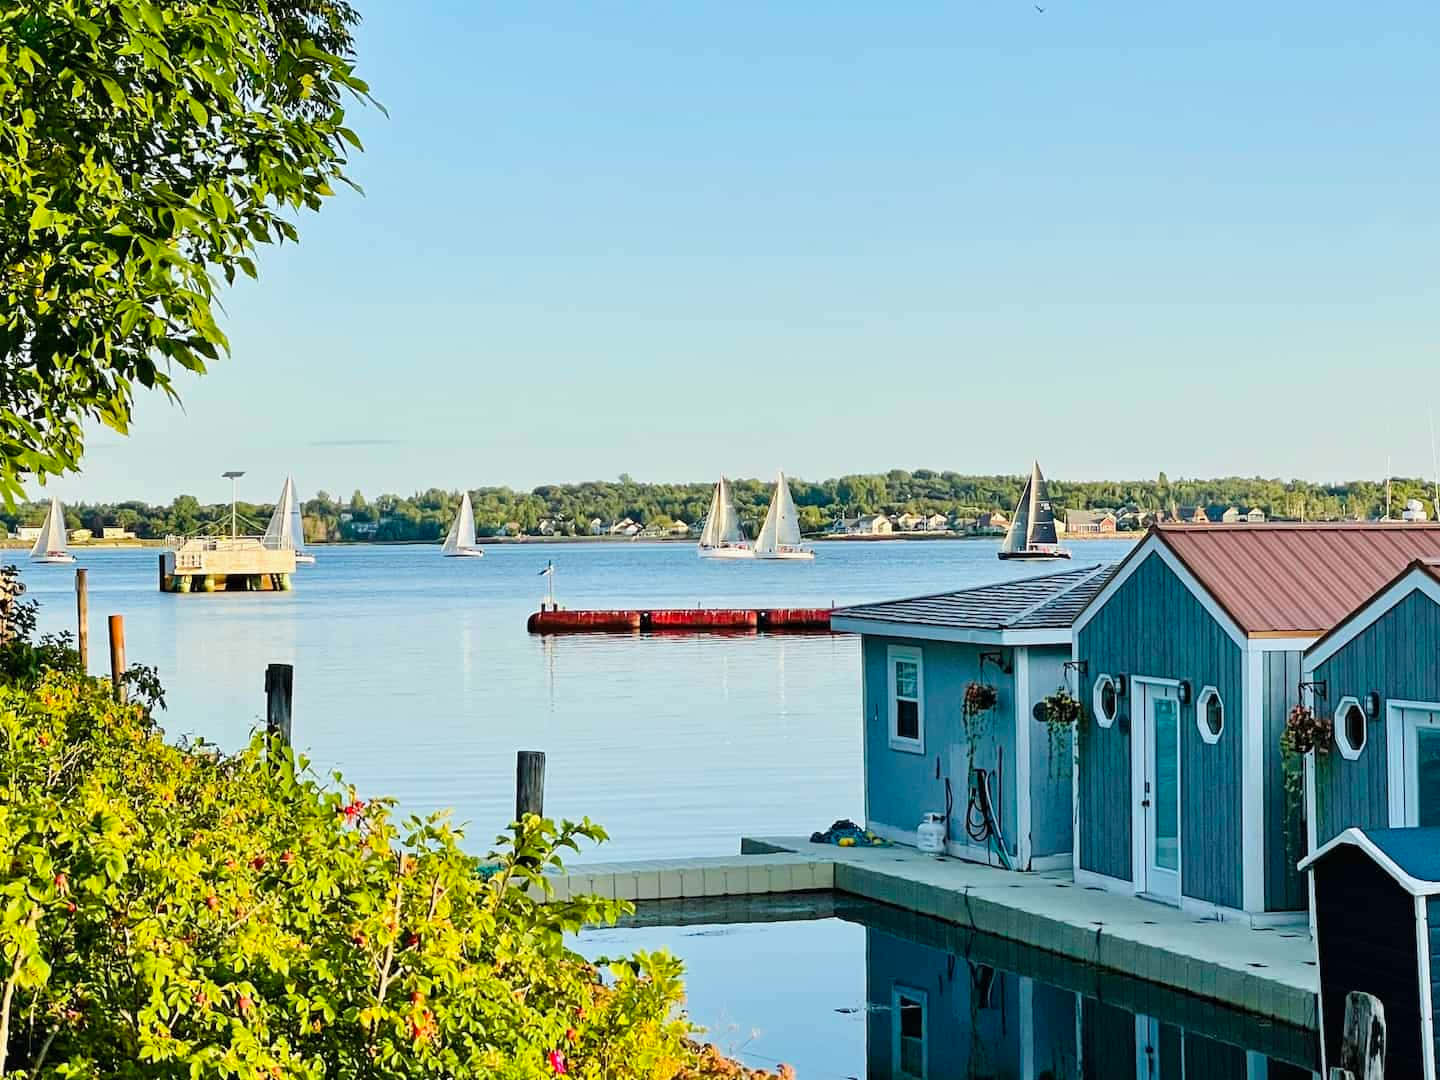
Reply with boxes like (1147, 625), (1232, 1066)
(1300, 826), (1440, 895)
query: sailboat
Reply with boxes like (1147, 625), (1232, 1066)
(263, 477), (315, 565)
(697, 476), (753, 559)
(753, 472), (814, 560)
(442, 491), (484, 558)
(998, 462), (1070, 561)
(30, 496), (76, 564)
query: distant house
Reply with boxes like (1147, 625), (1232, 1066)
(102, 526), (136, 540)
(588, 518), (604, 536)
(1401, 499), (1430, 522)
(16, 526), (42, 542)
(69, 529), (93, 542)
(1246, 508), (1266, 523)
(609, 518), (641, 537)
(974, 511), (1009, 535)
(536, 518), (557, 536)
(852, 514), (893, 535)
(1064, 509), (1117, 535)
(895, 512), (925, 532)
(668, 519), (690, 537)
(924, 513), (950, 532)
(1176, 506), (1213, 524)
(1220, 506), (1263, 525)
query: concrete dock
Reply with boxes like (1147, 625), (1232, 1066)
(544, 837), (1318, 1032)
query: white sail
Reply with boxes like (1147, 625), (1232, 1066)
(263, 477), (297, 549)
(698, 477), (746, 548)
(698, 481), (724, 548)
(30, 497), (68, 559)
(289, 495), (306, 553)
(443, 492), (477, 554)
(1001, 474), (1032, 555)
(755, 472), (803, 554)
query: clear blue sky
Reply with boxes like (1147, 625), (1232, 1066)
(54, 2), (1440, 506)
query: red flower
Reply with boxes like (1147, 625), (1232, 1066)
(565, 1027), (577, 1043)
(236, 994), (253, 1013)
(280, 850), (296, 867)
(341, 799), (367, 821)
(250, 855), (266, 871)
(548, 1050), (568, 1075)
(53, 872), (68, 895)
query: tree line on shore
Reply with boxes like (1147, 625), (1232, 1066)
(20, 470), (1440, 543)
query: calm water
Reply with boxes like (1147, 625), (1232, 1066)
(579, 898), (1319, 1079)
(18, 539), (1134, 861)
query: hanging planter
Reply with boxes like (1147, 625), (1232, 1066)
(962, 681), (998, 770)
(1036, 687), (1080, 781)
(1281, 702), (1331, 758)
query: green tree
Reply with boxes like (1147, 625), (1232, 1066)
(0, 0), (373, 498)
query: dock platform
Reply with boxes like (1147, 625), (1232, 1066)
(543, 837), (1318, 1032)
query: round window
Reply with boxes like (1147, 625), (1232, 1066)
(1334, 697), (1367, 760)
(1197, 686), (1224, 744)
(1093, 674), (1118, 728)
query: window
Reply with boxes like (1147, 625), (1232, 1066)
(887, 646), (924, 753)
(892, 987), (927, 1080)
(1093, 674), (1118, 729)
(1391, 705), (1440, 828)
(1334, 696), (1366, 760)
(1196, 686), (1224, 744)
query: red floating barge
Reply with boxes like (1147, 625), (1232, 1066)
(526, 606), (834, 634)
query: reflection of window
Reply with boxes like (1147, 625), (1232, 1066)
(888, 646), (924, 753)
(1196, 686), (1223, 744)
(1093, 674), (1117, 728)
(892, 986), (927, 1080)
(1334, 697), (1366, 760)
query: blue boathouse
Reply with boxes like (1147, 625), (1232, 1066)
(1071, 523), (1440, 922)
(832, 564), (1114, 872)
(1302, 558), (1440, 854)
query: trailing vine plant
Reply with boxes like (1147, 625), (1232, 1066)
(1280, 702), (1330, 868)
(1039, 687), (1081, 781)
(962, 680), (998, 772)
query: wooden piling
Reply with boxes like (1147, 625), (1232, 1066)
(107, 615), (126, 703)
(75, 568), (88, 673)
(515, 750), (546, 820)
(1330, 991), (1385, 1080)
(265, 663), (294, 746)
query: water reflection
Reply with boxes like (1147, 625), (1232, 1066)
(584, 897), (1319, 1079)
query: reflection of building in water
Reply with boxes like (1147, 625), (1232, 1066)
(862, 921), (1316, 1079)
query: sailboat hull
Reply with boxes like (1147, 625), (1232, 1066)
(294, 552), (316, 565)
(445, 548), (485, 558)
(754, 548), (814, 561)
(31, 553), (76, 565)
(698, 545), (754, 560)
(998, 548), (1071, 561)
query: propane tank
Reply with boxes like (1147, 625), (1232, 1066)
(916, 812), (947, 854)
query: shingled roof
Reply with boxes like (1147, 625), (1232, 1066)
(831, 564), (1116, 643)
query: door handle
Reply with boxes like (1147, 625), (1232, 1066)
(1141, 799), (1151, 808)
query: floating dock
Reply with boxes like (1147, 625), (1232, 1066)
(525, 606), (834, 634)
(158, 542), (295, 593)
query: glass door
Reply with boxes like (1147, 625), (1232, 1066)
(1143, 683), (1181, 901)
(1401, 706), (1440, 827)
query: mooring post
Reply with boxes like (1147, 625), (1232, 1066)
(1329, 990), (1385, 1080)
(75, 568), (88, 673)
(265, 663), (294, 746)
(107, 615), (126, 703)
(515, 750), (546, 820)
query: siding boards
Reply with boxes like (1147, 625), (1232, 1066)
(1027, 647), (1075, 859)
(1263, 650), (1308, 911)
(1314, 589), (1440, 845)
(1076, 552), (1244, 908)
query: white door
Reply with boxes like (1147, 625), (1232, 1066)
(1398, 706), (1440, 827)
(1138, 682), (1181, 902)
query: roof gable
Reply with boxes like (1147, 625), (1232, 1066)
(1299, 826), (1440, 896)
(1304, 559), (1440, 669)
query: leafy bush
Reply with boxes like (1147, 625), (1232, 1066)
(0, 671), (706, 1078)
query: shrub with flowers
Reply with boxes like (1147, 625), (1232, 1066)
(1281, 701), (1331, 757)
(0, 666), (736, 1079)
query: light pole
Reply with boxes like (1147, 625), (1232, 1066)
(222, 471), (245, 540)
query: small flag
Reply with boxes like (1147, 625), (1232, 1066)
(538, 561), (553, 577)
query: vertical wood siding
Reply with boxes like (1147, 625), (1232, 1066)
(1076, 553), (1244, 907)
(1027, 647), (1076, 859)
(1313, 589), (1440, 846)
(1262, 650), (1307, 911)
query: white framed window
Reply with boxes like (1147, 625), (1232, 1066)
(887, 646), (924, 753)
(1092, 673), (1117, 729)
(891, 985), (927, 1080)
(1388, 703), (1440, 827)
(1334, 696), (1367, 760)
(1196, 685), (1224, 744)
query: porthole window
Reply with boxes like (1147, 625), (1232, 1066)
(1093, 674), (1117, 729)
(1196, 686), (1224, 744)
(1334, 696), (1367, 760)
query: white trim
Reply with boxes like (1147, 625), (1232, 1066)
(1247, 635), (1322, 652)
(1093, 672), (1118, 728)
(1299, 826), (1440, 896)
(1134, 677), (1182, 904)
(891, 984), (928, 1080)
(1071, 536), (1248, 647)
(1305, 751), (1318, 941)
(1304, 568), (1440, 670)
(1072, 639), (1082, 877)
(887, 645), (925, 754)
(1242, 649), (1265, 913)
(1015, 647), (1033, 870)
(830, 616), (1071, 647)
(1196, 683), (1224, 744)
(1387, 700), (1440, 828)
(1418, 893), (1437, 1080)
(1246, 1050), (1269, 1080)
(1333, 695), (1366, 760)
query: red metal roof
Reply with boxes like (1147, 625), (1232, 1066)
(1149, 523), (1440, 635)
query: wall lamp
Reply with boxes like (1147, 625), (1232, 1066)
(1177, 680), (1192, 706)
(1113, 674), (1128, 698)
(1365, 691), (1382, 719)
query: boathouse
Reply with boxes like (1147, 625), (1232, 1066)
(831, 564), (1115, 871)
(1299, 827), (1440, 1080)
(1071, 523), (1440, 923)
(1302, 558), (1440, 853)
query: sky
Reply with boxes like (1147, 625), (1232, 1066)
(50, 2), (1440, 505)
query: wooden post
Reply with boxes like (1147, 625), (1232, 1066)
(515, 750), (546, 820)
(107, 615), (126, 703)
(75, 568), (88, 673)
(265, 663), (293, 746)
(1329, 991), (1385, 1080)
